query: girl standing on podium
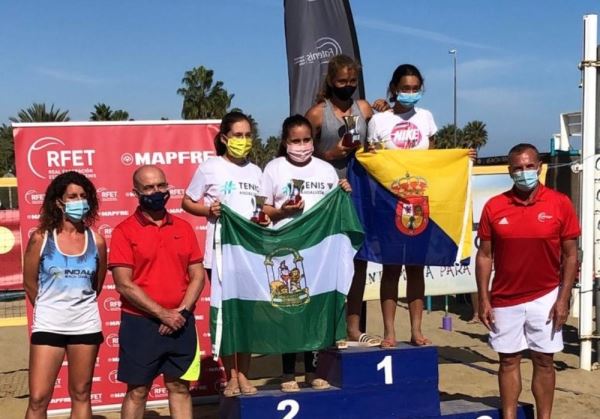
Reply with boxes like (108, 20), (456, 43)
(261, 114), (351, 392)
(366, 64), (436, 348)
(305, 54), (381, 348)
(182, 111), (264, 397)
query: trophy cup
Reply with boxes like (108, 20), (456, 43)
(342, 115), (361, 148)
(251, 195), (268, 224)
(286, 179), (304, 206)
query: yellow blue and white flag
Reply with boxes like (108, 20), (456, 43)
(348, 149), (472, 266)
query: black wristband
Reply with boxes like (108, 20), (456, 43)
(179, 308), (192, 320)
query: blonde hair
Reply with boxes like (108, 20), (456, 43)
(315, 55), (361, 103)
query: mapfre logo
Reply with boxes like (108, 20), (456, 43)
(97, 187), (118, 202)
(294, 37), (342, 66)
(120, 151), (214, 166)
(27, 136), (96, 179)
(24, 189), (45, 205)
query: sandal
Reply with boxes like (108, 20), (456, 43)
(281, 380), (300, 393)
(347, 333), (382, 347)
(222, 381), (241, 398)
(305, 373), (330, 390)
(380, 338), (397, 349)
(335, 339), (348, 350)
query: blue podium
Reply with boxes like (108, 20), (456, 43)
(219, 344), (534, 419)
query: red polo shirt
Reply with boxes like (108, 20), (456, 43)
(108, 208), (203, 316)
(477, 184), (580, 307)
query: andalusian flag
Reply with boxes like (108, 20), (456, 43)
(211, 188), (363, 357)
(348, 149), (472, 266)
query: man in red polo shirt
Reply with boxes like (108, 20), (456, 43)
(109, 165), (205, 419)
(476, 143), (579, 419)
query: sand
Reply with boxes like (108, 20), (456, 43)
(1, 299), (599, 418)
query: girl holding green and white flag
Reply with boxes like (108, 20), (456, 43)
(182, 111), (264, 398)
(261, 114), (352, 392)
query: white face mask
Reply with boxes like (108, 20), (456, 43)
(287, 143), (314, 163)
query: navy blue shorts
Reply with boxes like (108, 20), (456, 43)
(117, 312), (200, 385)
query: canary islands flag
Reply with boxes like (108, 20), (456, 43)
(211, 188), (363, 357)
(348, 149), (472, 266)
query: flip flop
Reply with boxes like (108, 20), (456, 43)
(222, 384), (241, 398)
(410, 337), (432, 346)
(380, 338), (397, 349)
(240, 385), (258, 395)
(281, 380), (300, 393)
(347, 333), (382, 347)
(305, 373), (330, 390)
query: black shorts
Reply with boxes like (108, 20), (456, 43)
(117, 312), (200, 385)
(31, 331), (103, 347)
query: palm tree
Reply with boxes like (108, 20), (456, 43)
(9, 103), (70, 123)
(177, 66), (234, 119)
(0, 124), (15, 176)
(90, 103), (130, 121)
(434, 124), (463, 149)
(461, 120), (488, 149)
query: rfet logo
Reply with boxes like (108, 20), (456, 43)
(108, 369), (119, 384)
(24, 189), (45, 205)
(27, 136), (96, 179)
(106, 333), (119, 348)
(97, 187), (118, 202)
(98, 224), (113, 239)
(90, 393), (103, 404)
(168, 185), (186, 199)
(150, 384), (169, 399)
(103, 297), (121, 312)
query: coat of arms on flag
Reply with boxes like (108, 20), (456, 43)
(348, 148), (472, 267)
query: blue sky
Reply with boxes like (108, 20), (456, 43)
(1, 0), (598, 156)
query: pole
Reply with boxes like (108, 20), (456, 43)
(579, 14), (597, 371)
(594, 44), (600, 365)
(449, 49), (457, 147)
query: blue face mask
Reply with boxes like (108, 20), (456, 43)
(396, 91), (422, 108)
(64, 199), (90, 222)
(511, 169), (539, 191)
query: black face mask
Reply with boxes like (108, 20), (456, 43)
(138, 190), (170, 212)
(331, 85), (357, 101)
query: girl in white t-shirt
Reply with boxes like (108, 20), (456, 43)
(367, 64), (436, 348)
(261, 115), (350, 392)
(182, 111), (263, 397)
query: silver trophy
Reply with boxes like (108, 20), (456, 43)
(342, 115), (361, 147)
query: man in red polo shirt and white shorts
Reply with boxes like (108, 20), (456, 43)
(109, 165), (205, 419)
(476, 143), (580, 419)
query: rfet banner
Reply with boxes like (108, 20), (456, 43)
(13, 121), (223, 414)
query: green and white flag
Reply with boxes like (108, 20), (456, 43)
(211, 188), (363, 357)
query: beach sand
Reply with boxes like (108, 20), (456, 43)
(1, 298), (599, 418)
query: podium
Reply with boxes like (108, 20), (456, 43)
(219, 344), (534, 419)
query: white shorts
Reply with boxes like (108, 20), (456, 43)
(489, 287), (563, 354)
